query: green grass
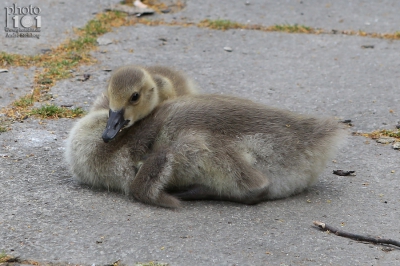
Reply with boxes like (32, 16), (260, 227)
(83, 17), (110, 36)
(0, 126), (8, 133)
(40, 60), (78, 83)
(199, 19), (315, 34)
(0, 52), (16, 64)
(380, 129), (400, 138)
(0, 251), (10, 263)
(200, 19), (242, 30)
(270, 23), (313, 33)
(0, 52), (42, 67)
(37, 77), (53, 85)
(356, 129), (400, 140)
(65, 36), (97, 51)
(13, 94), (34, 107)
(30, 104), (85, 118)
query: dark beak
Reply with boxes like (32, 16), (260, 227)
(102, 109), (129, 143)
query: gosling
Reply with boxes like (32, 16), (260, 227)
(65, 94), (346, 208)
(91, 65), (198, 142)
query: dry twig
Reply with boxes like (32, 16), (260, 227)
(313, 221), (400, 248)
(332, 170), (356, 176)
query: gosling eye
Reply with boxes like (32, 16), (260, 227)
(130, 92), (140, 103)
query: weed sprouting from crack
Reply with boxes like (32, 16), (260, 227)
(198, 19), (318, 33)
(0, 251), (16, 263)
(268, 24), (314, 33)
(0, 52), (42, 66)
(13, 94), (34, 107)
(353, 129), (400, 140)
(199, 19), (243, 30)
(30, 104), (85, 118)
(0, 126), (8, 133)
(381, 129), (400, 138)
(199, 19), (400, 39)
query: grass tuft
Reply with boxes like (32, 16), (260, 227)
(83, 19), (110, 37)
(30, 105), (85, 119)
(0, 251), (13, 263)
(0, 52), (16, 65)
(354, 129), (400, 140)
(379, 129), (400, 138)
(198, 19), (316, 34)
(64, 36), (97, 51)
(268, 24), (314, 33)
(13, 94), (34, 107)
(0, 52), (42, 67)
(0, 126), (7, 133)
(199, 19), (243, 30)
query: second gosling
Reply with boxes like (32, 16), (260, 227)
(92, 65), (198, 141)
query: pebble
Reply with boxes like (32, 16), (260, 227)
(393, 142), (400, 150)
(97, 37), (113, 46)
(224, 47), (233, 52)
(40, 48), (52, 54)
(376, 137), (396, 144)
(361, 45), (374, 49)
(77, 74), (91, 82)
(333, 170), (356, 176)
(341, 119), (353, 126)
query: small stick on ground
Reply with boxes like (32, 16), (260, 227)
(313, 221), (400, 248)
(332, 170), (356, 176)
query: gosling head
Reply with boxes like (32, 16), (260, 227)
(102, 66), (159, 143)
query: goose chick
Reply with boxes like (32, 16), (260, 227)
(65, 95), (346, 208)
(92, 65), (198, 142)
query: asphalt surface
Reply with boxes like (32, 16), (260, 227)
(1, 1), (399, 265)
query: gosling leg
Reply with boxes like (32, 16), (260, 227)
(129, 150), (180, 208)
